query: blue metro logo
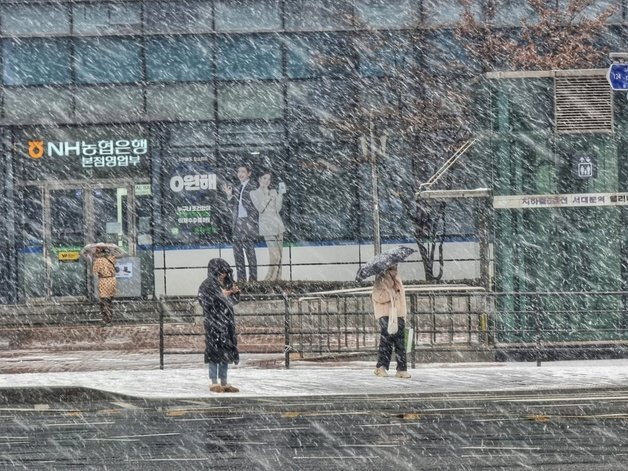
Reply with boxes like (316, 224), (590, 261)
(607, 63), (628, 91)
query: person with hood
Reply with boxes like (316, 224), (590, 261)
(372, 264), (411, 379)
(198, 258), (241, 393)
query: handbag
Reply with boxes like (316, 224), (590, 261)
(404, 327), (414, 353)
(387, 288), (399, 335)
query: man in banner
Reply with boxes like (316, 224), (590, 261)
(222, 163), (258, 282)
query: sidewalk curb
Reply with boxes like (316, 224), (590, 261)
(2, 384), (627, 405)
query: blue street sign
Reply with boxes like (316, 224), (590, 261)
(607, 63), (628, 90)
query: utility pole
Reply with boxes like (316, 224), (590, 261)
(361, 114), (387, 256)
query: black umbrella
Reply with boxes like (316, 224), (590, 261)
(355, 246), (417, 282)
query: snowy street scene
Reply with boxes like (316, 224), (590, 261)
(2, 0), (628, 469)
(2, 355), (628, 469)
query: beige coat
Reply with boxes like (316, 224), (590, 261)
(372, 271), (407, 320)
(250, 188), (285, 237)
(93, 255), (117, 298)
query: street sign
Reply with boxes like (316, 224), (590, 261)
(607, 63), (628, 90)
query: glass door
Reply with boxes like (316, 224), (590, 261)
(48, 188), (88, 297)
(90, 186), (133, 256)
(17, 180), (147, 300)
(44, 182), (135, 299)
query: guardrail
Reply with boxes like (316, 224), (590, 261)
(158, 289), (628, 369)
(490, 291), (628, 365)
(0, 298), (163, 326)
(158, 293), (291, 369)
(158, 286), (488, 369)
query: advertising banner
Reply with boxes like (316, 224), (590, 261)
(163, 156), (219, 242)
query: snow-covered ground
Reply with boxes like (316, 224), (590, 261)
(1, 353), (628, 400)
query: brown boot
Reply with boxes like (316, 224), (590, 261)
(222, 384), (239, 393)
(209, 384), (224, 393)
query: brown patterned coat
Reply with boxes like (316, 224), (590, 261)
(93, 255), (117, 298)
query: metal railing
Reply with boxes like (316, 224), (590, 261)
(158, 286), (488, 369)
(0, 298), (162, 326)
(489, 291), (628, 366)
(158, 289), (628, 369)
(158, 293), (291, 370)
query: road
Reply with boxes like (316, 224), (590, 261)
(1, 388), (627, 470)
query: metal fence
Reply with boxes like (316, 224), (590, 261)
(158, 286), (489, 369)
(158, 289), (628, 369)
(490, 291), (628, 365)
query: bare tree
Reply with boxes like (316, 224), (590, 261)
(317, 18), (471, 276)
(456, 0), (616, 71)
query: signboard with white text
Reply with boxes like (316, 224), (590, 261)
(494, 192), (628, 209)
(16, 126), (149, 180)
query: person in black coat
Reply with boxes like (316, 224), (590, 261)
(198, 258), (241, 393)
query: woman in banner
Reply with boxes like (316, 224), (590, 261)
(250, 170), (285, 282)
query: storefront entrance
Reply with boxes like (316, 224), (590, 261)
(18, 180), (150, 300)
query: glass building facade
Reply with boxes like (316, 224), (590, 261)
(487, 69), (628, 343)
(0, 0), (625, 304)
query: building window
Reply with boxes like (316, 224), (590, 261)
(293, 143), (357, 241)
(358, 79), (400, 113)
(558, 0), (621, 23)
(4, 88), (73, 124)
(494, 78), (554, 132)
(214, 0), (281, 31)
(284, 0), (352, 31)
(165, 122), (216, 148)
(286, 34), (354, 79)
(73, 2), (142, 35)
(17, 186), (46, 299)
(217, 83), (283, 120)
(423, 0), (479, 26)
(487, 0), (535, 26)
(75, 38), (142, 84)
(423, 30), (478, 75)
(147, 84), (215, 121)
(356, 34), (413, 78)
(0, 4), (70, 36)
(3, 39), (71, 86)
(146, 37), (213, 82)
(287, 79), (355, 122)
(216, 36), (282, 80)
(218, 121), (284, 147)
(145, 1), (213, 34)
(74, 86), (144, 122)
(354, 0), (420, 29)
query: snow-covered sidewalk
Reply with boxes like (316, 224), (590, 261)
(1, 355), (628, 399)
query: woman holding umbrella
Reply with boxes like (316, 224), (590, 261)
(372, 264), (411, 379)
(92, 247), (117, 325)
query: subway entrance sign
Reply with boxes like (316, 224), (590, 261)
(607, 63), (628, 90)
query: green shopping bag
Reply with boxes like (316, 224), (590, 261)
(404, 327), (414, 353)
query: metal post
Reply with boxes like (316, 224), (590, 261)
(534, 294), (542, 367)
(362, 115), (383, 256)
(478, 198), (491, 291)
(159, 295), (165, 370)
(284, 293), (291, 369)
(411, 293), (417, 370)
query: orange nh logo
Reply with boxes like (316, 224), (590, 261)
(28, 140), (44, 159)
